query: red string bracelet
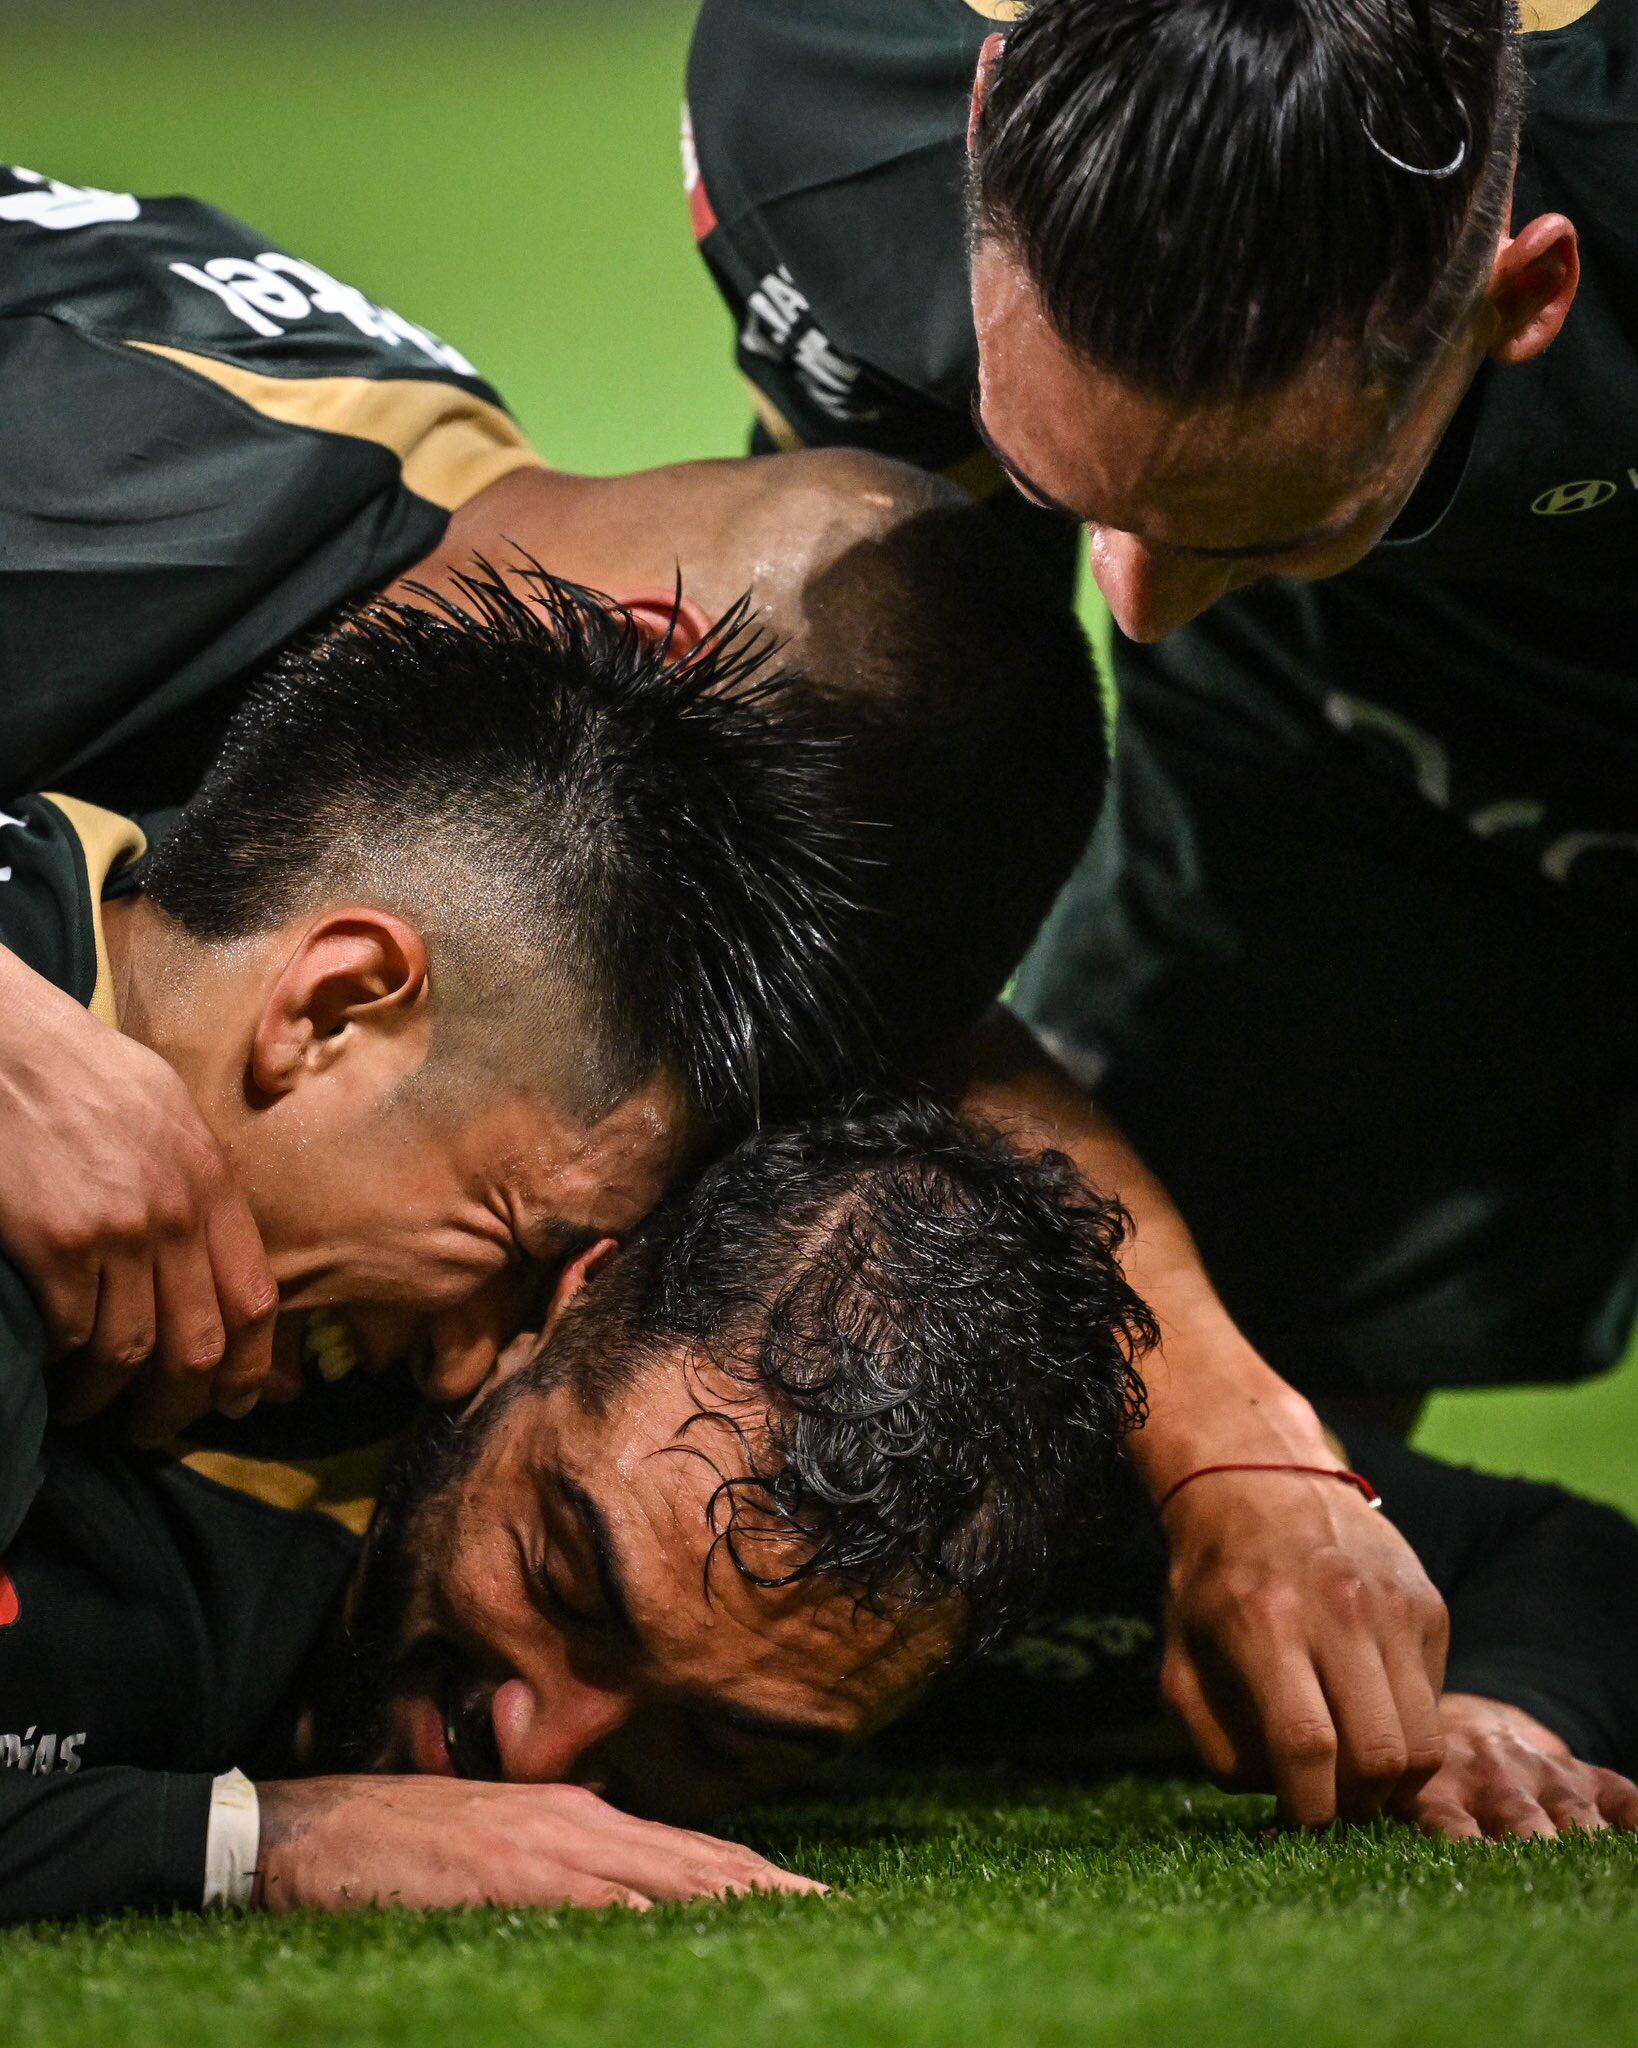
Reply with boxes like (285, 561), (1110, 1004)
(1156, 1462), (1383, 1517)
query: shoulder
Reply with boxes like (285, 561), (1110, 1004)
(687, 1), (989, 419)
(1521, 0), (1638, 169)
(0, 796), (110, 1009)
(0, 167), (538, 514)
(0, 168), (496, 394)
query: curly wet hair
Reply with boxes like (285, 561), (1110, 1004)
(555, 1096), (1156, 1651)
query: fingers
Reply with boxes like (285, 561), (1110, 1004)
(1159, 1643), (1254, 1782)
(1235, 1648), (1340, 1829)
(1409, 1796), (1484, 1843)
(592, 1824), (821, 1906)
(201, 1188), (280, 1406)
(1316, 1618), (1444, 1820)
(1321, 1642), (1412, 1822)
(1380, 1622), (1447, 1793)
(1593, 1769), (1638, 1831)
(541, 1792), (823, 1907)
(50, 1254), (157, 1423)
(130, 1235), (232, 1444)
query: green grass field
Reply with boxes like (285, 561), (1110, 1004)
(5, 6), (1635, 2040)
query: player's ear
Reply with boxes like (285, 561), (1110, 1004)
(968, 33), (1005, 155)
(250, 910), (431, 1102)
(617, 589), (713, 658)
(461, 1237), (621, 1406)
(1483, 212), (1579, 368)
(539, 1237), (620, 1346)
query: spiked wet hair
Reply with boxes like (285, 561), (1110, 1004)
(143, 566), (872, 1125)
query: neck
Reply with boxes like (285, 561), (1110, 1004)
(100, 894), (234, 1118)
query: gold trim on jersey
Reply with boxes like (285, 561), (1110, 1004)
(177, 1440), (396, 1539)
(962, 1), (1028, 21)
(745, 377), (804, 452)
(126, 343), (544, 513)
(1521, 0), (1601, 31)
(39, 793), (147, 1028)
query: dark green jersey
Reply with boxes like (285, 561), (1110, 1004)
(688, 0), (1638, 905)
(0, 167), (540, 813)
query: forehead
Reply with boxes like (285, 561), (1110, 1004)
(546, 1365), (957, 1727)
(459, 1071), (693, 1244)
(970, 238), (1402, 550)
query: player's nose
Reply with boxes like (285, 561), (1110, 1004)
(1090, 528), (1234, 642)
(491, 1672), (634, 1786)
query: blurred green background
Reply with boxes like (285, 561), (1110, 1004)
(5, 0), (1632, 1512)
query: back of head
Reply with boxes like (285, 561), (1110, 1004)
(762, 453), (1105, 1056)
(973, 0), (1523, 401)
(143, 568), (872, 1127)
(560, 1097), (1155, 1651)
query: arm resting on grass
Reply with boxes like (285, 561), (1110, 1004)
(0, 1766), (216, 1925)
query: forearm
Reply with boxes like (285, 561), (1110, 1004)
(955, 1009), (1336, 1493)
(0, 1765), (217, 1924)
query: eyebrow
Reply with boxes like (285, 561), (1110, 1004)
(970, 402), (1347, 563)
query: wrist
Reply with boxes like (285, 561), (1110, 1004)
(203, 1768), (259, 1910)
(1128, 1330), (1335, 1498)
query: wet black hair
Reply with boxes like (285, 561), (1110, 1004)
(143, 566), (873, 1126)
(972, 0), (1524, 400)
(555, 1096), (1154, 1650)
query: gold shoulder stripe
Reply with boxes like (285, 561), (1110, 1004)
(127, 343), (544, 513)
(963, 1), (1029, 20)
(1521, 0), (1601, 30)
(39, 793), (147, 1028)
(745, 377), (805, 452)
(177, 1440), (398, 1539)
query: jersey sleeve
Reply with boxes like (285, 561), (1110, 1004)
(0, 168), (541, 810)
(0, 1766), (214, 1925)
(685, 1), (992, 476)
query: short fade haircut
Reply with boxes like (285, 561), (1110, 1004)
(546, 1097), (1155, 1650)
(972, 0), (1525, 402)
(143, 567), (871, 1126)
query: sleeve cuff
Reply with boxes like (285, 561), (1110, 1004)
(202, 1770), (260, 1910)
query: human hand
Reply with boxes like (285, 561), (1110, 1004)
(1159, 1461), (1449, 1827)
(1396, 1694), (1638, 1841)
(253, 1776), (827, 1913)
(0, 947), (284, 1440)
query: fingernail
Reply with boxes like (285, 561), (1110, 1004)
(219, 1392), (260, 1420)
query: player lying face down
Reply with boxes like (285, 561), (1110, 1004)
(0, 1102), (1155, 1920)
(288, 1108), (1151, 1836)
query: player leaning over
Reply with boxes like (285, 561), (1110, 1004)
(685, 0), (1638, 1825)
